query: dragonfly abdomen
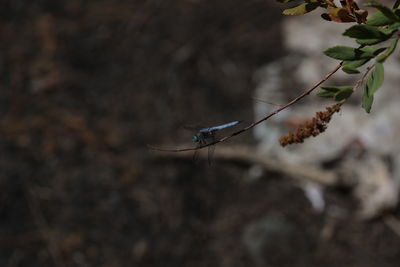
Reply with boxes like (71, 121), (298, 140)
(205, 120), (241, 132)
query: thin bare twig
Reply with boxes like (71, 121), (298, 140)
(149, 63), (342, 153)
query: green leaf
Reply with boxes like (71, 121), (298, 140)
(365, 1), (400, 21)
(276, 0), (296, 3)
(356, 38), (388, 45)
(318, 85), (353, 99)
(361, 46), (386, 56)
(342, 66), (360, 74)
(362, 63), (385, 113)
(366, 63), (384, 96)
(344, 24), (389, 39)
(388, 21), (400, 30)
(324, 46), (361, 60)
(342, 59), (370, 74)
(367, 11), (395, 26)
(317, 89), (336, 98)
(282, 2), (319, 15)
(381, 28), (398, 35)
(362, 91), (374, 113)
(319, 86), (354, 101)
(343, 25), (396, 45)
(321, 85), (352, 92)
(377, 37), (399, 62)
(334, 88), (354, 101)
(395, 1), (400, 9)
(324, 46), (385, 60)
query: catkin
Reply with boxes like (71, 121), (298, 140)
(279, 104), (342, 147)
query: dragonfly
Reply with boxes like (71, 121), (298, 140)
(190, 120), (242, 165)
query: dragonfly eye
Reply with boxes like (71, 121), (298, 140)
(192, 135), (199, 142)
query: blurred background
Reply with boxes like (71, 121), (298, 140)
(1, 1), (400, 267)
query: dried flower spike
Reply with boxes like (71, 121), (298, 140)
(279, 104), (342, 147)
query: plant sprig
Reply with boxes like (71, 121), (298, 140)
(277, 0), (399, 113)
(149, 0), (400, 153)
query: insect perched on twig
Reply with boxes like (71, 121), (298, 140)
(189, 121), (242, 165)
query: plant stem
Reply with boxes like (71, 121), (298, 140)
(150, 63), (342, 153)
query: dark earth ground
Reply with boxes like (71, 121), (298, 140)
(1, 1), (400, 266)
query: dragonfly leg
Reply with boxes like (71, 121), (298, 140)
(192, 149), (199, 162)
(193, 138), (205, 163)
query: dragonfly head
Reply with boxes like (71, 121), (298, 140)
(192, 135), (199, 143)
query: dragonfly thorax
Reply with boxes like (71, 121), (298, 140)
(192, 131), (213, 143)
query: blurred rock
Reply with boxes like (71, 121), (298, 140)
(253, 11), (400, 218)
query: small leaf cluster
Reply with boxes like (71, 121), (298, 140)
(320, 1), (400, 113)
(276, 0), (368, 23)
(318, 85), (353, 101)
(276, 0), (400, 113)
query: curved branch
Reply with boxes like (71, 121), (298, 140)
(149, 63), (342, 153)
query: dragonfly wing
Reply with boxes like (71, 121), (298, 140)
(182, 124), (205, 131)
(208, 144), (215, 166)
(192, 149), (199, 162)
(207, 135), (216, 166)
